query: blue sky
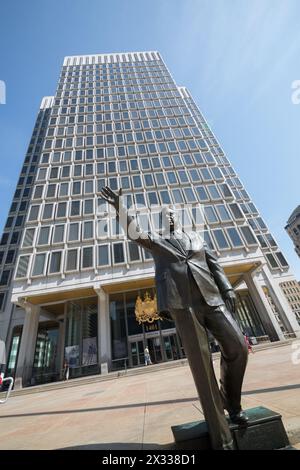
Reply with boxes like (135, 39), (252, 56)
(0, 0), (300, 277)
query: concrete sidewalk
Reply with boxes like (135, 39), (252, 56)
(0, 343), (300, 450)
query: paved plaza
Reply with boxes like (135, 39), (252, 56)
(0, 343), (300, 450)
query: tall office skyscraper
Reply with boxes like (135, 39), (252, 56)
(1, 51), (299, 388)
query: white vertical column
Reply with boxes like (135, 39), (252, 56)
(95, 287), (111, 374)
(14, 303), (40, 389)
(261, 264), (300, 337)
(243, 270), (285, 341)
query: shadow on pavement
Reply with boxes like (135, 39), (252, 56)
(1, 383), (299, 420)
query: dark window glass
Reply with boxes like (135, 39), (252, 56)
(98, 245), (109, 266)
(32, 254), (46, 276)
(5, 250), (15, 264)
(82, 247), (93, 268)
(0, 270), (10, 286)
(66, 249), (78, 271)
(113, 243), (125, 263)
(49, 251), (61, 273)
(240, 226), (257, 245)
(70, 201), (80, 216)
(227, 227), (244, 247)
(213, 229), (230, 250)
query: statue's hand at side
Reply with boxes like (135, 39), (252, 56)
(224, 290), (236, 313)
(99, 186), (123, 210)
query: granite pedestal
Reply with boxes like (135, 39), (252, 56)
(171, 407), (291, 450)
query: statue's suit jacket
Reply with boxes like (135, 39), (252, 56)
(120, 209), (234, 313)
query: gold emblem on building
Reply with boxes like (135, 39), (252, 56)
(135, 291), (161, 324)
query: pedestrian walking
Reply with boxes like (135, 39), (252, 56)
(63, 359), (70, 380)
(144, 347), (152, 365)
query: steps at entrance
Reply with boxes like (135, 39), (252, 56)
(0, 339), (294, 399)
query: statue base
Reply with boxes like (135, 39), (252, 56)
(171, 406), (291, 450)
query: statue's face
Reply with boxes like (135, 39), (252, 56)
(162, 207), (179, 232)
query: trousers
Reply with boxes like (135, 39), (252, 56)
(170, 274), (248, 450)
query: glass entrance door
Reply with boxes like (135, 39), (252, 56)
(129, 340), (144, 367)
(147, 337), (163, 363)
(163, 334), (181, 361)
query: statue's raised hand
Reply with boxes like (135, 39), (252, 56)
(99, 186), (123, 210)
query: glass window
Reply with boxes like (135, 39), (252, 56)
(226, 227), (244, 247)
(37, 226), (51, 246)
(82, 246), (94, 268)
(84, 199), (94, 215)
(49, 251), (62, 274)
(83, 221), (94, 239)
(134, 193), (146, 208)
(68, 223), (80, 242)
(216, 205), (231, 222)
(16, 255), (30, 278)
(128, 241), (140, 262)
(37, 168), (47, 181)
(144, 174), (154, 187)
(204, 206), (218, 223)
(57, 202), (67, 218)
(204, 231), (215, 250)
(59, 182), (69, 197)
(33, 185), (44, 199)
(195, 186), (209, 202)
(172, 189), (184, 203)
(50, 167), (59, 179)
(210, 167), (223, 180)
(84, 180), (94, 194)
(113, 242), (125, 264)
(200, 168), (213, 181)
(276, 252), (289, 268)
(265, 233), (277, 247)
(74, 165), (82, 177)
(155, 172), (166, 186)
(257, 234), (268, 248)
(62, 166), (70, 178)
(42, 204), (54, 220)
(178, 170), (189, 184)
(66, 249), (78, 271)
(207, 185), (221, 200)
(183, 188), (197, 203)
(229, 203), (244, 220)
(22, 228), (35, 247)
(53, 225), (65, 243)
(28, 205), (40, 221)
(189, 169), (201, 182)
(266, 253), (279, 269)
(220, 184), (233, 199)
(213, 229), (230, 250)
(148, 192), (159, 206)
(132, 175), (142, 188)
(98, 244), (110, 266)
(0, 270), (10, 286)
(72, 181), (81, 195)
(70, 200), (81, 217)
(32, 253), (46, 276)
(166, 172), (177, 185)
(240, 226), (257, 246)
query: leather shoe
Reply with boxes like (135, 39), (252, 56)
(229, 410), (249, 426)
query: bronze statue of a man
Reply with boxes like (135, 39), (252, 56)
(100, 186), (248, 450)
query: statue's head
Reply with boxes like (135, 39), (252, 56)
(161, 206), (179, 233)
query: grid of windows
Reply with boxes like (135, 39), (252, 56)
(12, 53), (289, 281)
